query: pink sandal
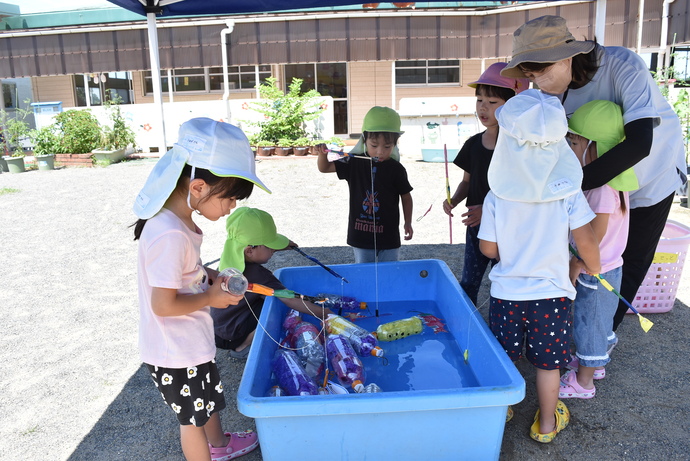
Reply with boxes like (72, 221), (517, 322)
(210, 430), (259, 461)
(559, 369), (596, 399)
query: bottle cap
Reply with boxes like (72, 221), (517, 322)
(359, 302), (367, 310)
(371, 347), (384, 357)
(353, 380), (365, 393)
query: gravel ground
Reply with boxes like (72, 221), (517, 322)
(1, 153), (689, 461)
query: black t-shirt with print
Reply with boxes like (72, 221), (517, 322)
(453, 131), (494, 207)
(335, 156), (413, 250)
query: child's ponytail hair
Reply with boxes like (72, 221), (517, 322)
(132, 164), (254, 240)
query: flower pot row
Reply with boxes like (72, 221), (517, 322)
(255, 146), (313, 157)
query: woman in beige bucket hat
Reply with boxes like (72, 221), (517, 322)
(502, 15), (687, 333)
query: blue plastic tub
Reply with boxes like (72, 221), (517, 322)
(237, 259), (524, 461)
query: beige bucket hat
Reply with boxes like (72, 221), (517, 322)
(501, 15), (595, 79)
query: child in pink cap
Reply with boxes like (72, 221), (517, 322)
(442, 62), (529, 306)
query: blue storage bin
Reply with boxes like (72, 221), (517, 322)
(237, 259), (524, 461)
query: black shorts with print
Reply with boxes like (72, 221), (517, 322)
(489, 297), (572, 370)
(146, 359), (226, 426)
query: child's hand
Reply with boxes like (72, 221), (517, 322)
(206, 280), (244, 308)
(404, 223), (413, 240)
(442, 199), (455, 217)
(461, 205), (482, 227)
(569, 257), (584, 286)
(314, 143), (328, 155)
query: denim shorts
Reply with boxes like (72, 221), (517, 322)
(489, 297), (572, 370)
(353, 247), (399, 263)
(573, 267), (622, 368)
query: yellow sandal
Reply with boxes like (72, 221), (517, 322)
(529, 400), (570, 443)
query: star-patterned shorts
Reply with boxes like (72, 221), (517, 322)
(489, 297), (572, 370)
(146, 359), (226, 427)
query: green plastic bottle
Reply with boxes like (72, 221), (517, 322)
(375, 316), (423, 342)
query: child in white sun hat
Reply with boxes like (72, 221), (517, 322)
(132, 117), (268, 460)
(477, 89), (601, 444)
(442, 62), (529, 306)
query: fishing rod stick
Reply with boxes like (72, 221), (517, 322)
(444, 144), (453, 244)
(292, 246), (349, 283)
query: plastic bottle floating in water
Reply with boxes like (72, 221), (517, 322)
(291, 321), (326, 378)
(326, 334), (366, 393)
(267, 385), (285, 397)
(271, 349), (319, 396)
(282, 309), (302, 334)
(362, 383), (383, 393)
(375, 316), (424, 342)
(316, 294), (367, 312)
(326, 314), (383, 357)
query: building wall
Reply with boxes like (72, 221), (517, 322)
(32, 58), (506, 140)
(31, 75), (76, 107)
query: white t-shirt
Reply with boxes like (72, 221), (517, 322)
(137, 208), (216, 368)
(563, 46), (686, 208)
(479, 191), (596, 301)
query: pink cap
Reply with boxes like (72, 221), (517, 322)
(468, 62), (529, 94)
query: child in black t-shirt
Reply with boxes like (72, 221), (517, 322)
(212, 207), (332, 359)
(317, 106), (413, 263)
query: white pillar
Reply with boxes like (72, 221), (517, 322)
(146, 12), (167, 154)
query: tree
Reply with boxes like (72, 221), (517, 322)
(245, 77), (325, 143)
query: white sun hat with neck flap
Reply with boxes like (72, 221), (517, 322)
(488, 89), (582, 202)
(133, 117), (270, 219)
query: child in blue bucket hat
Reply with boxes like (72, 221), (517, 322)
(132, 117), (267, 460)
(478, 90), (601, 443)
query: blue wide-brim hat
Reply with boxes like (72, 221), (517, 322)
(133, 118), (270, 220)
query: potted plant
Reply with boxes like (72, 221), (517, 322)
(1, 100), (32, 173)
(256, 140), (275, 157)
(93, 99), (136, 165)
(293, 137), (310, 156)
(52, 109), (101, 167)
(29, 125), (59, 171)
(275, 138), (293, 156)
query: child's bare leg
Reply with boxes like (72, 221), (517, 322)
(536, 368), (560, 433)
(235, 330), (255, 352)
(205, 412), (229, 448)
(180, 424), (212, 461)
(576, 366), (596, 390)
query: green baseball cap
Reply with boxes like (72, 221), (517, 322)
(568, 100), (638, 191)
(219, 207), (289, 272)
(362, 106), (404, 134)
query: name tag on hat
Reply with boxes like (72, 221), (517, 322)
(179, 134), (207, 153)
(548, 178), (573, 194)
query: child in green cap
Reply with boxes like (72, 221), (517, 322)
(559, 100), (633, 400)
(317, 106), (414, 263)
(212, 207), (332, 359)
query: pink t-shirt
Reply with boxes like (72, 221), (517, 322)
(582, 185), (630, 273)
(137, 208), (215, 368)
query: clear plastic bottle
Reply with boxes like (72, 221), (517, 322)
(291, 321), (325, 378)
(326, 314), (383, 357)
(271, 349), (319, 396)
(326, 334), (365, 393)
(218, 267), (248, 295)
(375, 316), (423, 342)
(363, 383), (383, 393)
(282, 309), (302, 334)
(316, 293), (367, 312)
(267, 385), (285, 397)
